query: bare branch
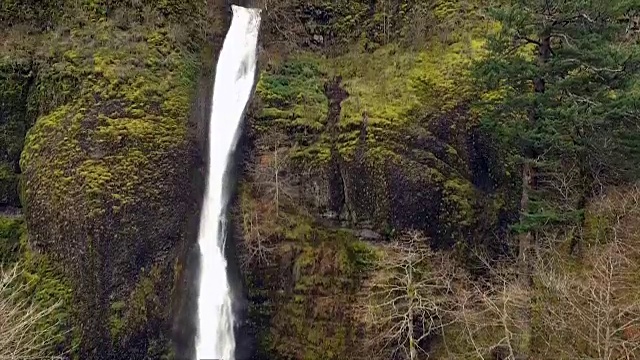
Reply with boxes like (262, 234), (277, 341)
(532, 186), (640, 359)
(0, 263), (66, 360)
(239, 130), (298, 269)
(358, 231), (461, 360)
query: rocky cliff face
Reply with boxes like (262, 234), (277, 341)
(1, 0), (516, 358)
(4, 1), (636, 360)
(235, 0), (521, 358)
(1, 1), (232, 359)
(0, 60), (33, 210)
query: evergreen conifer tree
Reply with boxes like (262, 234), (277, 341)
(476, 0), (640, 244)
(474, 3), (640, 355)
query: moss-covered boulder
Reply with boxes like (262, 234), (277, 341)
(13, 1), (226, 358)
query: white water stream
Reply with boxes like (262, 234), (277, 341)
(195, 5), (261, 360)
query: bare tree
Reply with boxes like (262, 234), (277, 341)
(249, 131), (297, 217)
(237, 193), (277, 269)
(349, 184), (640, 360)
(532, 186), (640, 360)
(536, 242), (640, 360)
(444, 254), (531, 360)
(0, 263), (65, 360)
(239, 131), (297, 269)
(439, 186), (640, 360)
(255, 0), (307, 51)
(359, 231), (460, 360)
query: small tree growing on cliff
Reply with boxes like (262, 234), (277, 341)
(0, 263), (64, 359)
(359, 231), (460, 360)
(237, 192), (278, 268)
(239, 130), (296, 268)
(250, 130), (297, 216)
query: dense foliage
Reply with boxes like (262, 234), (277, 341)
(476, 0), (640, 236)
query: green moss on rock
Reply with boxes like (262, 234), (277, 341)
(12, 1), (222, 358)
(110, 262), (173, 358)
(245, 220), (374, 360)
(1, 221), (76, 356)
(0, 217), (76, 356)
(0, 216), (23, 264)
(255, 57), (328, 163)
(254, 25), (507, 245)
(20, 244), (77, 356)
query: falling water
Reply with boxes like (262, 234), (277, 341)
(196, 5), (261, 360)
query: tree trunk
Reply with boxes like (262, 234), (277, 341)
(518, 34), (551, 359)
(407, 263), (417, 360)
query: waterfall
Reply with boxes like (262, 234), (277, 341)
(196, 5), (261, 360)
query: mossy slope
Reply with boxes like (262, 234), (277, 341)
(253, 8), (512, 249)
(237, 186), (375, 360)
(0, 215), (76, 356)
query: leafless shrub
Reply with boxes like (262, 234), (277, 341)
(255, 0), (306, 52)
(532, 185), (640, 360)
(440, 186), (640, 360)
(238, 131), (298, 268)
(533, 241), (640, 360)
(249, 131), (298, 216)
(0, 263), (64, 360)
(237, 194), (278, 269)
(449, 256), (531, 360)
(358, 230), (461, 360)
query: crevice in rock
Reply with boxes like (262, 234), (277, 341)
(324, 76), (351, 225)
